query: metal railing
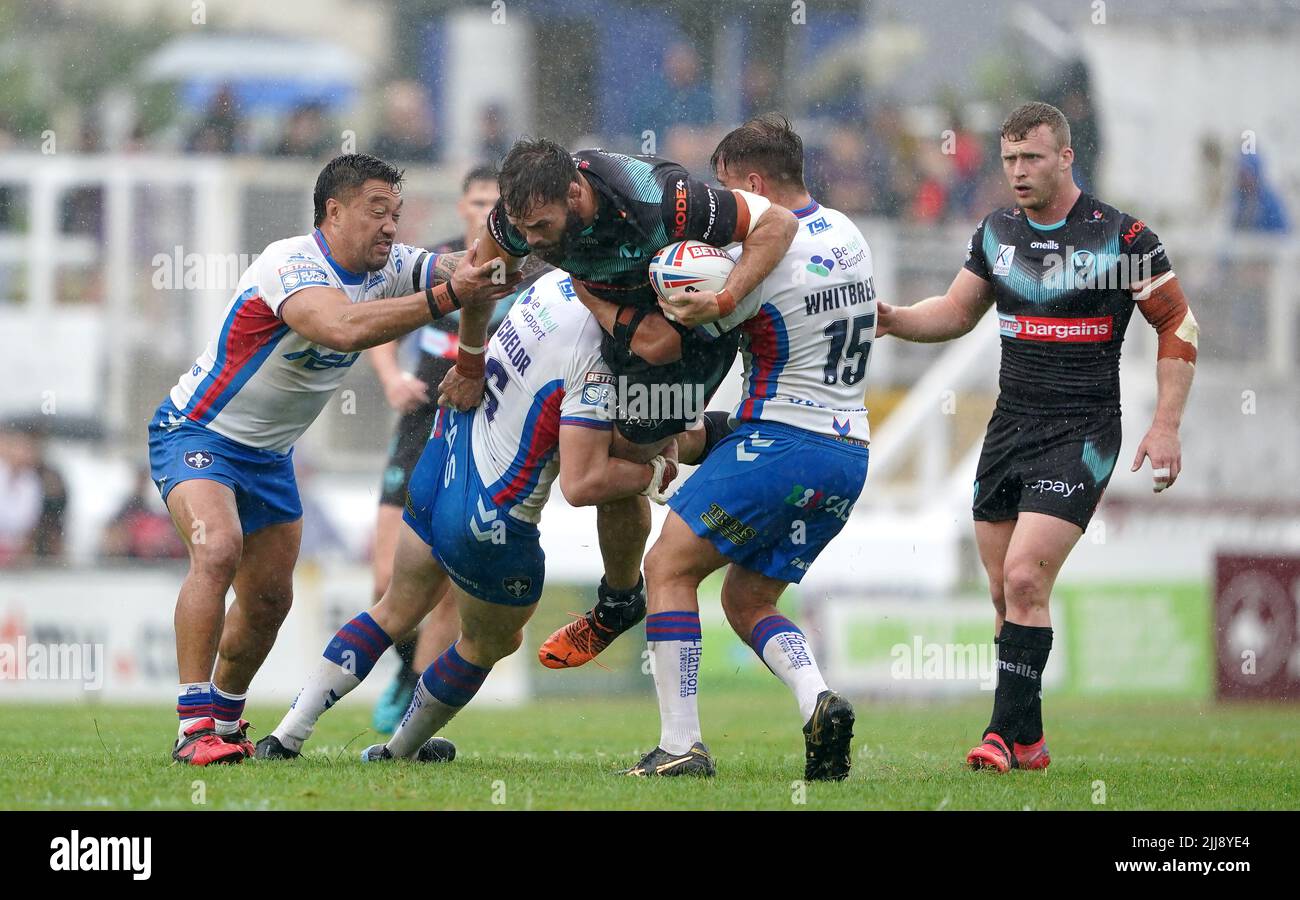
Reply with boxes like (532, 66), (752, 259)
(1, 154), (1296, 505)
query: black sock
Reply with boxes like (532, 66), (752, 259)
(394, 637), (417, 675)
(594, 574), (647, 631)
(698, 410), (735, 461)
(985, 621), (1052, 745)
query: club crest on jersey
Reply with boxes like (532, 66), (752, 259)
(1070, 249), (1097, 278)
(993, 244), (1016, 277)
(502, 576), (532, 599)
(183, 450), (213, 470)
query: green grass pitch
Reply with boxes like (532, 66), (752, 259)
(2, 688), (1298, 810)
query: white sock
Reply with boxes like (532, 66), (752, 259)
(646, 611), (704, 755)
(750, 615), (828, 723)
(271, 659), (361, 753)
(272, 611), (394, 752)
(386, 679), (459, 758)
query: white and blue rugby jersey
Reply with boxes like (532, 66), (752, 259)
(464, 269), (613, 524)
(168, 229), (439, 453)
(721, 201), (877, 441)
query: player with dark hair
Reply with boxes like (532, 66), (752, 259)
(625, 114), (870, 779)
(149, 153), (519, 765)
(257, 271), (680, 762)
(365, 164), (549, 733)
(877, 102), (1199, 772)
(436, 138), (798, 670)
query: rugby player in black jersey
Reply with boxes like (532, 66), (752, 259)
(437, 139), (797, 668)
(367, 165), (549, 731)
(877, 102), (1199, 773)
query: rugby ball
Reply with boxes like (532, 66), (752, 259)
(648, 240), (735, 303)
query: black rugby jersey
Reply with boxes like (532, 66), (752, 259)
(487, 149), (739, 307)
(964, 192), (1172, 417)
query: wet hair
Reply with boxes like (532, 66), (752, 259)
(1000, 102), (1071, 150)
(312, 154), (404, 227)
(497, 138), (577, 217)
(710, 113), (806, 189)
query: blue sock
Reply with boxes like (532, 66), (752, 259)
(386, 643), (491, 758)
(177, 682), (211, 734)
(421, 642), (491, 708)
(210, 684), (247, 735)
(323, 611), (393, 680)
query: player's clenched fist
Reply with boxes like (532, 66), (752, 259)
(436, 366), (485, 411)
(659, 290), (721, 328)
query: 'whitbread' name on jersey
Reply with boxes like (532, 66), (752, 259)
(803, 277), (875, 316)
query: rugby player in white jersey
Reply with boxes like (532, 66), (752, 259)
(626, 115), (872, 780)
(255, 270), (679, 761)
(149, 154), (519, 765)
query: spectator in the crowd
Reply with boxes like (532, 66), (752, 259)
(1233, 151), (1291, 233)
(816, 123), (873, 215)
(943, 108), (984, 220)
(274, 101), (337, 160)
(862, 102), (913, 218)
(477, 102), (511, 163)
(372, 80), (438, 163)
(185, 84), (243, 154)
(741, 59), (780, 121)
(100, 467), (185, 561)
(662, 42), (713, 126)
(910, 140), (950, 224)
(0, 429), (42, 566)
(30, 433), (67, 560)
(1046, 60), (1100, 192)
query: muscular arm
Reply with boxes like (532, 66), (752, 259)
(557, 423), (670, 507)
(280, 286), (441, 352)
(1130, 273), (1198, 490)
(721, 204), (798, 306)
(877, 268), (994, 342)
(656, 201), (798, 331)
(454, 228), (522, 352)
(281, 248), (518, 352)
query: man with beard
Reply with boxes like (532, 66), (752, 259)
(437, 140), (797, 669)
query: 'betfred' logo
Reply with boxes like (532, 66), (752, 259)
(687, 244), (730, 260)
(999, 313), (1113, 342)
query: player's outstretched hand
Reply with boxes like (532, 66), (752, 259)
(875, 300), (895, 338)
(1131, 425), (1181, 492)
(450, 239), (522, 307)
(659, 290), (721, 328)
(437, 365), (486, 411)
(383, 372), (430, 414)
